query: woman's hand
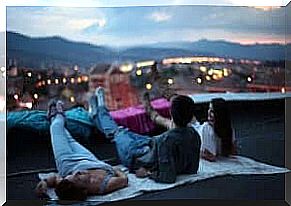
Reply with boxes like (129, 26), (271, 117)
(35, 180), (49, 199)
(135, 167), (152, 178)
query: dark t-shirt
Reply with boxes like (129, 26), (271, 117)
(137, 126), (201, 183)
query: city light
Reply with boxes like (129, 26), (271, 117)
(196, 77), (202, 84)
(37, 74), (42, 80)
(55, 79), (59, 84)
(205, 75), (211, 81)
(74, 65), (79, 71)
(33, 93), (39, 99)
(247, 76), (252, 83)
(212, 74), (219, 80)
(47, 79), (51, 85)
(223, 68), (229, 77)
(168, 78), (174, 85)
(42, 80), (46, 86)
(281, 87), (286, 94)
(27, 72), (32, 77)
(136, 69), (142, 76)
(19, 102), (33, 109)
(63, 78), (67, 84)
(77, 77), (82, 83)
(136, 61), (155, 68)
(71, 78), (75, 84)
(70, 96), (75, 103)
(82, 76), (89, 82)
(146, 83), (152, 90)
(13, 94), (19, 100)
(208, 69), (214, 76)
(199, 66), (207, 73)
(120, 64), (134, 73)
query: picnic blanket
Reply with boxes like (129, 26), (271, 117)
(39, 155), (289, 202)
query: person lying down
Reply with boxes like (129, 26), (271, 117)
(35, 100), (128, 201)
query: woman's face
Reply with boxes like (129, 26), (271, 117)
(208, 102), (215, 123)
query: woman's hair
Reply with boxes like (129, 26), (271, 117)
(55, 179), (87, 201)
(211, 98), (233, 156)
(171, 95), (195, 127)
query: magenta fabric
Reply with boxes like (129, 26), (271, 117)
(110, 98), (171, 134)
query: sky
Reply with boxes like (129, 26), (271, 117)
(5, 3), (289, 47)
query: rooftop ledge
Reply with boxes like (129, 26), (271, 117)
(188, 92), (291, 103)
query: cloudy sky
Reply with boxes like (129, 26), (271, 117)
(6, 4), (288, 47)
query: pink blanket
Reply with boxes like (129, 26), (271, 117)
(110, 98), (171, 134)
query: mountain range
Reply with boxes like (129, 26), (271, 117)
(6, 31), (287, 69)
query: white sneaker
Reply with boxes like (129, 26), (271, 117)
(95, 87), (105, 106)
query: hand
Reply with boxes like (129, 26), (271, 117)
(135, 167), (151, 178)
(35, 180), (49, 199)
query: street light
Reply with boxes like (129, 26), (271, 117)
(33, 93), (39, 99)
(196, 77), (202, 84)
(136, 69), (142, 76)
(247, 76), (252, 83)
(146, 83), (152, 90)
(168, 78), (174, 85)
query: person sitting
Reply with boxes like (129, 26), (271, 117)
(35, 100), (128, 201)
(142, 93), (236, 162)
(89, 87), (201, 183)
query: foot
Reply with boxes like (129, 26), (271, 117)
(47, 99), (65, 122)
(88, 94), (99, 118)
(95, 87), (105, 107)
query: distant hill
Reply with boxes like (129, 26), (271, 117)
(6, 31), (287, 69)
(147, 39), (287, 61)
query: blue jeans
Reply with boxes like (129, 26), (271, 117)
(50, 114), (114, 177)
(93, 106), (152, 168)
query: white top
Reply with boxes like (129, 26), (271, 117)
(191, 121), (235, 156)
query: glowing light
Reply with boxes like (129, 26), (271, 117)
(27, 72), (32, 77)
(42, 81), (46, 86)
(247, 76), (252, 83)
(212, 74), (219, 80)
(19, 102), (33, 109)
(223, 68), (229, 77)
(136, 61), (155, 68)
(37, 74), (42, 80)
(146, 83), (152, 90)
(168, 78), (174, 85)
(74, 65), (79, 71)
(47, 79), (51, 85)
(208, 69), (214, 76)
(196, 77), (202, 84)
(136, 69), (142, 76)
(55, 79), (59, 84)
(82, 76), (89, 82)
(33, 93), (39, 99)
(63, 78), (67, 84)
(199, 66), (207, 73)
(77, 77), (82, 83)
(13, 94), (19, 100)
(206, 75), (211, 81)
(71, 78), (75, 84)
(281, 87), (286, 94)
(70, 96), (75, 103)
(120, 64), (134, 73)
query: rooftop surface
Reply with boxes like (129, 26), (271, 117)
(6, 97), (289, 204)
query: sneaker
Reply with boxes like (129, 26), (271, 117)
(88, 94), (98, 118)
(95, 87), (105, 107)
(47, 99), (65, 122)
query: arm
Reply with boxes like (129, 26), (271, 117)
(200, 123), (217, 161)
(35, 174), (61, 198)
(103, 171), (128, 194)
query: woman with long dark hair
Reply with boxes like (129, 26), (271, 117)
(200, 98), (236, 161)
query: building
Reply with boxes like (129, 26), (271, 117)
(89, 64), (140, 111)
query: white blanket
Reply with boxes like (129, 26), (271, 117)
(38, 156), (289, 202)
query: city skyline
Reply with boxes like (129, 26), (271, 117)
(7, 5), (287, 47)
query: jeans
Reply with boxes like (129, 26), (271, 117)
(93, 106), (152, 169)
(50, 114), (114, 177)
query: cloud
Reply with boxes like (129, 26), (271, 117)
(148, 11), (172, 22)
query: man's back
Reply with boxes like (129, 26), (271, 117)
(151, 126), (201, 183)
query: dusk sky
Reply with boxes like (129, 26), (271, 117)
(6, 5), (287, 47)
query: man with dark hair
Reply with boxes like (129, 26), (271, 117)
(35, 100), (128, 200)
(90, 87), (201, 183)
